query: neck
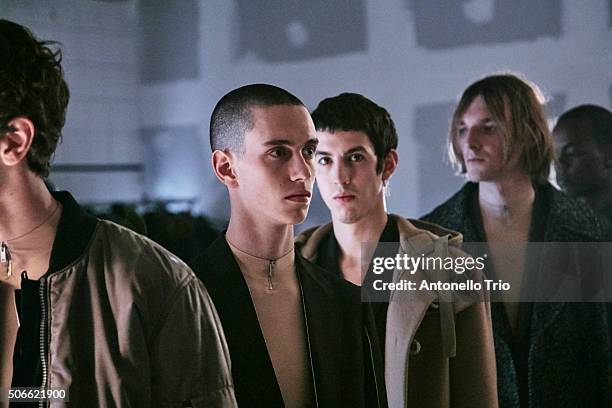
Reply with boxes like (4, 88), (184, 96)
(478, 174), (535, 220)
(332, 208), (388, 262)
(226, 210), (295, 261)
(0, 172), (56, 241)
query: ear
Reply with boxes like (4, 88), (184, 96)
(211, 149), (239, 188)
(0, 117), (35, 167)
(381, 149), (398, 184)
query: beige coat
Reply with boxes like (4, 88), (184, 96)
(297, 214), (498, 408)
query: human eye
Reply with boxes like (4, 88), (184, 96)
(457, 126), (467, 137)
(349, 153), (364, 162)
(302, 144), (316, 159)
(483, 121), (497, 133)
(564, 147), (582, 158)
(317, 156), (331, 165)
(268, 147), (287, 159)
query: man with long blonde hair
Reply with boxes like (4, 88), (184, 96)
(423, 73), (612, 407)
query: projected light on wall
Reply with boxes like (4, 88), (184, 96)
(142, 126), (207, 201)
(546, 93), (567, 118)
(236, 0), (367, 62)
(140, 0), (200, 83)
(409, 0), (561, 49)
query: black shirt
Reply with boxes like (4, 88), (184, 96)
(12, 272), (43, 389)
(468, 184), (549, 408)
(316, 215), (400, 353)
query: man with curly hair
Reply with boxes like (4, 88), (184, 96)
(0, 20), (236, 407)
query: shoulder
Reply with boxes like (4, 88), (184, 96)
(295, 223), (334, 261)
(94, 219), (196, 289)
(188, 234), (235, 285)
(296, 252), (359, 299)
(545, 184), (612, 241)
(420, 183), (473, 229)
(393, 215), (463, 245)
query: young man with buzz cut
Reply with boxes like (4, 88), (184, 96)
(189, 84), (385, 408)
(0, 19), (236, 407)
(296, 93), (497, 407)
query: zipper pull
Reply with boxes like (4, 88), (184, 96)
(267, 260), (275, 290)
(1, 242), (7, 263)
(1, 242), (11, 278)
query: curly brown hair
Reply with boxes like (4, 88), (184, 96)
(0, 19), (69, 177)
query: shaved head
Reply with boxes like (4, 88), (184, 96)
(210, 84), (304, 155)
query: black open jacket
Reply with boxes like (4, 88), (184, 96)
(190, 235), (386, 407)
(422, 182), (612, 408)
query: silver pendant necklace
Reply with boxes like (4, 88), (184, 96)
(1, 202), (60, 279)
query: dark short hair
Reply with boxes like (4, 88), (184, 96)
(448, 73), (553, 183)
(210, 83), (304, 155)
(554, 104), (612, 146)
(311, 93), (398, 174)
(0, 19), (69, 177)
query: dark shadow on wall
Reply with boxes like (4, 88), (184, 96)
(407, 0), (561, 50)
(236, 0), (367, 62)
(139, 0), (200, 83)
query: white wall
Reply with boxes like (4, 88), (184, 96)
(3, 1), (612, 229)
(2, 0), (142, 203)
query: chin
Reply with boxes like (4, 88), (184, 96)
(335, 211), (361, 224)
(284, 208), (309, 225)
(466, 173), (483, 183)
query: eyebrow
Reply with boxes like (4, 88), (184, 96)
(263, 138), (318, 147)
(458, 117), (496, 125)
(316, 146), (368, 156)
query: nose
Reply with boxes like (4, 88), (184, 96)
(332, 161), (350, 185)
(289, 153), (313, 182)
(464, 128), (481, 150)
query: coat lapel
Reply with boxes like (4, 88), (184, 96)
(193, 236), (284, 407)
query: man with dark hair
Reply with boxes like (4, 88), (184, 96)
(553, 104), (612, 220)
(296, 93), (497, 407)
(0, 19), (236, 407)
(423, 74), (612, 407)
(190, 84), (385, 407)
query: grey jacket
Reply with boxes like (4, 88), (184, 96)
(23, 192), (237, 407)
(423, 182), (612, 408)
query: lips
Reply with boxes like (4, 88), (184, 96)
(333, 193), (356, 202)
(466, 157), (484, 163)
(285, 190), (311, 203)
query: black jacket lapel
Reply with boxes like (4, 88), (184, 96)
(190, 236), (283, 407)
